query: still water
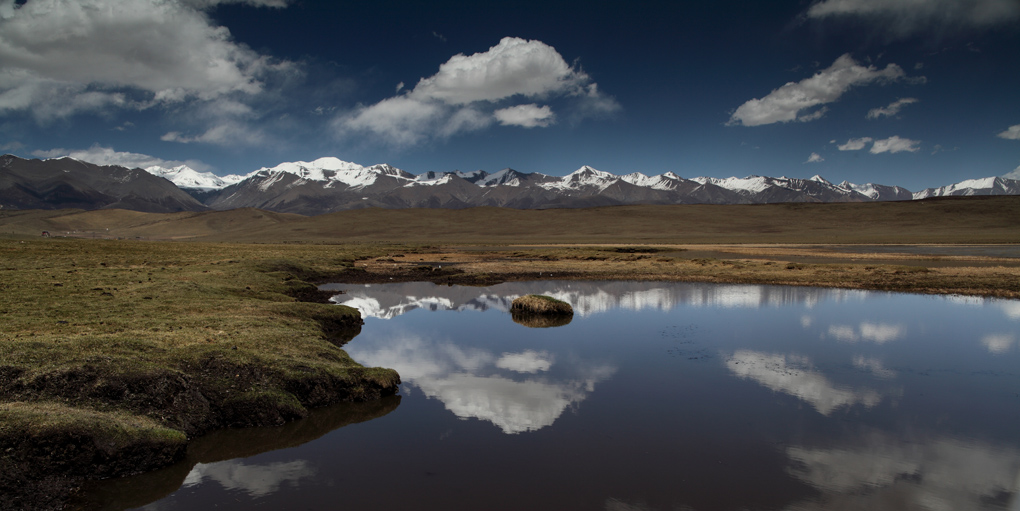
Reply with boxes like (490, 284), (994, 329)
(87, 281), (1020, 510)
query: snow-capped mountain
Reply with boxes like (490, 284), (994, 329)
(912, 176), (1020, 199)
(145, 165), (245, 191)
(838, 180), (914, 201)
(5, 153), (1019, 215)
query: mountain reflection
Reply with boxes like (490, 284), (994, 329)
(785, 429), (1020, 510)
(348, 332), (616, 434)
(181, 460), (313, 498)
(322, 281), (878, 319)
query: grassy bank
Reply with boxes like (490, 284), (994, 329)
(0, 239), (401, 509)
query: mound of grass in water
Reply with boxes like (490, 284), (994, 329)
(511, 294), (574, 315)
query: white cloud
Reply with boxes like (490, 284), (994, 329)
(805, 152), (825, 163)
(161, 121), (267, 146)
(837, 137), (873, 150)
(869, 135), (920, 154)
(31, 144), (213, 172)
(805, 0), (1020, 36)
(997, 124), (1020, 140)
(729, 54), (907, 127)
(337, 37), (617, 145)
(866, 97), (918, 119)
(0, 0), (294, 122)
(494, 103), (555, 128)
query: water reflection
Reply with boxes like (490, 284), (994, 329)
(350, 333), (616, 434)
(181, 460), (313, 498)
(321, 281), (883, 319)
(786, 430), (1020, 510)
(824, 321), (906, 343)
(87, 281), (1020, 510)
(77, 397), (400, 510)
(724, 350), (883, 415)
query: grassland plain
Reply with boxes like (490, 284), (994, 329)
(1, 197), (1019, 508)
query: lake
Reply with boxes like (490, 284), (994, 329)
(83, 281), (1020, 510)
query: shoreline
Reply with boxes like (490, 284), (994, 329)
(2, 239), (1018, 509)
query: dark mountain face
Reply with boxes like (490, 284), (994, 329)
(0, 155), (206, 213)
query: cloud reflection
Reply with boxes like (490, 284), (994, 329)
(181, 460), (314, 497)
(724, 350), (882, 415)
(496, 350), (554, 373)
(981, 333), (1015, 354)
(825, 322), (905, 343)
(786, 431), (1020, 510)
(348, 334), (615, 434)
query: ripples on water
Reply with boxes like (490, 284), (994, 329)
(85, 281), (1020, 511)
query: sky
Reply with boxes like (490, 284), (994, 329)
(0, 0), (1018, 191)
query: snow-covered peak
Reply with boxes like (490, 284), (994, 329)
(620, 172), (686, 191)
(259, 157), (365, 181)
(145, 165), (244, 191)
(692, 175), (773, 194)
(477, 168), (526, 187)
(411, 172), (453, 186)
(913, 176), (1020, 199)
(810, 175), (833, 185)
(539, 165), (619, 191)
(253, 158), (413, 190)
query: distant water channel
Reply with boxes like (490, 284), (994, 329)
(85, 281), (1020, 510)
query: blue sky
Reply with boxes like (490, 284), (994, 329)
(1, 0), (1018, 190)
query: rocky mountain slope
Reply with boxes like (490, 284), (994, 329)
(2, 154), (1018, 215)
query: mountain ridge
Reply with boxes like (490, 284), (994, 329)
(3, 154), (1018, 215)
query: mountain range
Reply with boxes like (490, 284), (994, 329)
(2, 154), (1018, 215)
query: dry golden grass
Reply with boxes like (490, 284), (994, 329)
(3, 196), (1019, 244)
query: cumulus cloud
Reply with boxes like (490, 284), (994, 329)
(0, 0), (294, 127)
(866, 97), (918, 119)
(31, 144), (213, 172)
(729, 54), (907, 127)
(494, 104), (555, 128)
(805, 0), (1020, 37)
(336, 37), (618, 145)
(998, 124), (1020, 140)
(837, 137), (873, 150)
(805, 152), (825, 163)
(869, 135), (920, 153)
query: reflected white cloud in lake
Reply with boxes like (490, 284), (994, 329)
(496, 350), (554, 373)
(825, 322), (905, 343)
(786, 432), (1020, 510)
(982, 333), (1015, 354)
(724, 350), (882, 415)
(349, 333), (615, 434)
